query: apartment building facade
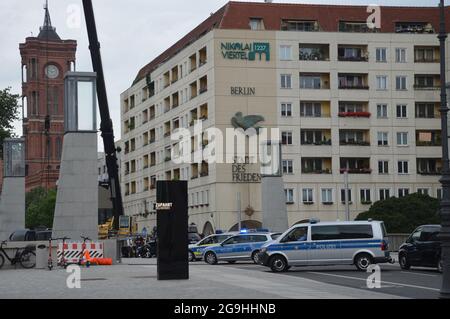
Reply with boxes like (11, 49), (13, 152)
(120, 2), (450, 235)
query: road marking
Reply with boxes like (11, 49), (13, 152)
(400, 271), (439, 278)
(307, 272), (440, 292)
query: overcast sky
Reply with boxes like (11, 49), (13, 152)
(0, 0), (438, 147)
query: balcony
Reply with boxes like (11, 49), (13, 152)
(281, 19), (320, 32)
(340, 130), (370, 146)
(417, 159), (442, 176)
(416, 131), (442, 147)
(189, 54), (197, 73)
(301, 158), (332, 174)
(338, 45), (369, 62)
(395, 22), (435, 34)
(301, 130), (332, 146)
(299, 44), (329, 61)
(414, 75), (441, 90)
(338, 112), (371, 118)
(339, 21), (379, 33)
(416, 103), (440, 119)
(199, 47), (207, 67)
(300, 101), (331, 118)
(340, 158), (371, 174)
(300, 73), (330, 90)
(338, 74), (369, 90)
(415, 46), (440, 63)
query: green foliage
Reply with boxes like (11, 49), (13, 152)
(0, 87), (20, 155)
(25, 187), (57, 229)
(356, 193), (441, 233)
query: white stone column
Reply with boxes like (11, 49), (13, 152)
(52, 132), (98, 240)
(0, 177), (25, 241)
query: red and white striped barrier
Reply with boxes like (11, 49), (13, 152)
(57, 242), (104, 264)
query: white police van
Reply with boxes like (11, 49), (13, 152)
(259, 220), (394, 272)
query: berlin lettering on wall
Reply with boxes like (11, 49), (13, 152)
(232, 157), (261, 183)
(221, 42), (271, 61)
(231, 87), (256, 96)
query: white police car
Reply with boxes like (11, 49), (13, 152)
(188, 233), (235, 262)
(203, 231), (281, 265)
(259, 220), (394, 272)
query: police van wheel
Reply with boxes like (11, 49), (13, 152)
(205, 252), (218, 265)
(355, 253), (373, 271)
(270, 255), (288, 273)
(251, 251), (260, 264)
(188, 251), (195, 262)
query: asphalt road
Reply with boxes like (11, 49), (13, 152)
(219, 261), (442, 299)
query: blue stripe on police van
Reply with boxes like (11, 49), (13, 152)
(267, 240), (382, 252)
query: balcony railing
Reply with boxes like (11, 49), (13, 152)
(299, 52), (328, 61)
(338, 112), (371, 118)
(302, 168), (332, 174)
(340, 168), (372, 174)
(414, 84), (440, 90)
(301, 140), (332, 146)
(340, 140), (370, 146)
(415, 58), (439, 63)
(339, 84), (369, 90)
(199, 87), (208, 94)
(338, 55), (368, 62)
(417, 141), (442, 147)
(418, 170), (442, 176)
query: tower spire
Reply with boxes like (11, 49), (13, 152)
(38, 0), (61, 40)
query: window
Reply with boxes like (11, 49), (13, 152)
(416, 103), (436, 119)
(378, 161), (389, 174)
(417, 188), (430, 196)
(377, 104), (388, 118)
(311, 225), (373, 241)
(379, 189), (390, 201)
(249, 18), (264, 30)
(282, 132), (293, 145)
(398, 161), (409, 174)
(396, 105), (408, 118)
(285, 189), (295, 204)
(398, 188), (410, 198)
(396, 48), (407, 63)
(341, 189), (352, 204)
(300, 102), (322, 117)
(282, 20), (318, 31)
(281, 103), (292, 117)
(321, 189), (333, 204)
(360, 189), (372, 204)
(281, 74), (292, 89)
(300, 75), (321, 89)
(376, 48), (387, 62)
(397, 132), (409, 146)
(301, 130), (324, 145)
(280, 45), (292, 60)
(302, 188), (314, 204)
(396, 76), (407, 90)
(282, 160), (294, 174)
(376, 76), (388, 90)
(282, 227), (309, 243)
(377, 132), (389, 146)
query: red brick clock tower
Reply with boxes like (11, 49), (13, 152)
(20, 3), (77, 192)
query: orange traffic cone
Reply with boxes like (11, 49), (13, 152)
(83, 250), (92, 268)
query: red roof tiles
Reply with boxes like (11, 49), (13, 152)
(133, 1), (450, 85)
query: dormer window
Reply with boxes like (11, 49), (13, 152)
(281, 20), (319, 32)
(396, 22), (434, 34)
(249, 18), (264, 30)
(339, 21), (379, 33)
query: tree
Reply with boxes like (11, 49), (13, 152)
(0, 87), (20, 155)
(356, 193), (441, 233)
(25, 187), (57, 229)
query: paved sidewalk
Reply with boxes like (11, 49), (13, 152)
(0, 259), (404, 299)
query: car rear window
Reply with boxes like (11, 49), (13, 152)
(311, 225), (373, 241)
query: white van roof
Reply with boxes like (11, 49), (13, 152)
(295, 220), (382, 227)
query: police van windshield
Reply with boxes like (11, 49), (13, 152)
(282, 227), (308, 242)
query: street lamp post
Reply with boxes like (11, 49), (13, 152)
(438, 0), (450, 299)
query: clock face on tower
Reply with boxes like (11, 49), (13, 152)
(45, 64), (59, 79)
